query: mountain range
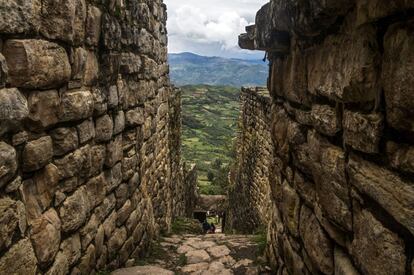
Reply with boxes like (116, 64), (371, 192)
(168, 52), (268, 87)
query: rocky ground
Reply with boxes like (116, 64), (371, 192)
(112, 233), (272, 275)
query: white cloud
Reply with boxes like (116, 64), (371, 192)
(164, 0), (267, 59)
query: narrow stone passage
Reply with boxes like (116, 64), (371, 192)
(112, 234), (271, 275)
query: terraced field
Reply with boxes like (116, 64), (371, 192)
(181, 85), (240, 194)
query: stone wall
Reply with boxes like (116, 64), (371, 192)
(0, 1), (188, 274)
(238, 1), (414, 274)
(227, 87), (272, 234)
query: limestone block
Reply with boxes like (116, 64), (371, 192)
(0, 198), (20, 251)
(27, 90), (60, 129)
(106, 163), (123, 194)
(343, 111), (383, 153)
(108, 227), (127, 254)
(80, 214), (99, 250)
(271, 107), (290, 161)
(78, 244), (96, 274)
(120, 53), (142, 74)
(348, 154), (414, 236)
(40, 0), (86, 45)
(85, 174), (106, 208)
(0, 0), (40, 34)
(307, 26), (380, 102)
(60, 233), (81, 267)
(95, 114), (114, 142)
(54, 145), (91, 179)
(84, 51), (99, 86)
(20, 164), (60, 222)
(382, 21), (414, 132)
(95, 225), (105, 256)
(92, 87), (108, 116)
(386, 141), (414, 174)
(280, 181), (301, 237)
(60, 90), (94, 122)
(311, 104), (341, 136)
(0, 142), (17, 188)
(86, 6), (102, 46)
(293, 172), (316, 208)
(126, 107), (145, 127)
(351, 207), (405, 275)
(281, 236), (307, 275)
(299, 205), (333, 274)
(60, 186), (91, 232)
(103, 212), (117, 239)
(0, 239), (37, 275)
(334, 246), (360, 275)
(186, 249), (211, 264)
(46, 252), (69, 275)
(89, 145), (106, 177)
(356, 0), (414, 26)
(108, 85), (119, 109)
(30, 208), (61, 265)
(22, 136), (53, 172)
(50, 127), (79, 156)
(308, 131), (352, 231)
(114, 111), (126, 135)
(106, 135), (123, 167)
(77, 119), (95, 144)
(3, 40), (71, 89)
(0, 88), (28, 122)
(102, 13), (122, 50)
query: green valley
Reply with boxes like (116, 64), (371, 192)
(181, 85), (240, 195)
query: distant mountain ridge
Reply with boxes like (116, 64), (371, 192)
(168, 52), (268, 87)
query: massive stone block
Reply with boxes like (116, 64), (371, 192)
(40, 0), (86, 45)
(0, 198), (20, 251)
(60, 186), (91, 232)
(343, 111), (383, 153)
(0, 0), (40, 34)
(386, 141), (414, 174)
(0, 238), (37, 275)
(382, 21), (414, 132)
(299, 205), (333, 274)
(22, 136), (53, 172)
(60, 90), (94, 122)
(0, 88), (29, 122)
(351, 207), (405, 275)
(348, 154), (414, 235)
(280, 182), (301, 237)
(307, 26), (380, 102)
(311, 104), (341, 136)
(27, 90), (60, 130)
(3, 40), (71, 89)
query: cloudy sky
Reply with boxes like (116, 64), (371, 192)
(164, 0), (268, 59)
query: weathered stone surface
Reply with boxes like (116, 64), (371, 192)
(113, 266), (174, 275)
(95, 114), (114, 142)
(114, 111), (126, 135)
(299, 205), (333, 274)
(308, 131), (352, 231)
(343, 111), (383, 153)
(351, 207), (405, 275)
(77, 119), (95, 144)
(46, 252), (69, 275)
(206, 245), (231, 258)
(311, 104), (340, 136)
(307, 26), (380, 102)
(125, 107), (145, 127)
(0, 142), (17, 188)
(282, 236), (307, 275)
(0, 0), (40, 34)
(280, 182), (301, 237)
(386, 141), (414, 174)
(40, 0), (86, 45)
(293, 171), (316, 208)
(85, 174), (106, 208)
(356, 0), (414, 26)
(0, 198), (20, 251)
(0, 238), (37, 275)
(60, 186), (91, 232)
(0, 88), (29, 121)
(30, 208), (61, 264)
(348, 154), (414, 235)
(20, 164), (60, 222)
(78, 244), (96, 274)
(22, 136), (53, 172)
(3, 39), (71, 89)
(106, 135), (123, 167)
(0, 54), (7, 88)
(60, 90), (94, 122)
(186, 249), (211, 264)
(334, 246), (360, 275)
(108, 227), (127, 254)
(27, 90), (60, 129)
(86, 6), (102, 46)
(382, 21), (414, 132)
(61, 233), (81, 266)
(50, 127), (79, 156)
(54, 145), (91, 179)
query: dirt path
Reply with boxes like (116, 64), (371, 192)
(112, 233), (272, 275)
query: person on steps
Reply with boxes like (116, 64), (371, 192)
(202, 220), (211, 234)
(210, 223), (216, 234)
